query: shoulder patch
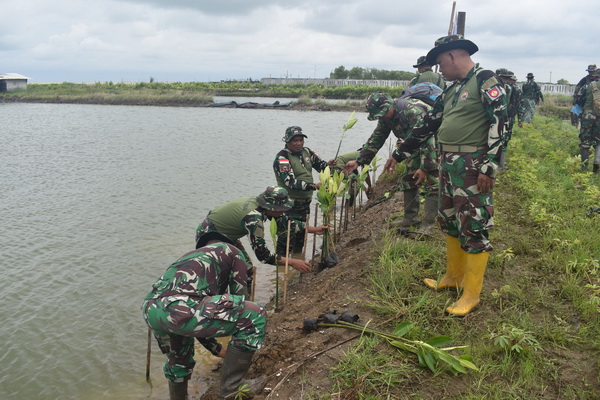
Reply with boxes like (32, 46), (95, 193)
(485, 86), (503, 101)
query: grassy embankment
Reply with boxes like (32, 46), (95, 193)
(319, 115), (599, 399)
(0, 81), (405, 108)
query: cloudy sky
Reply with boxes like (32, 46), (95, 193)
(2, 0), (598, 84)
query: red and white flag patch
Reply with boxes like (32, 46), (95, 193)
(278, 158), (290, 173)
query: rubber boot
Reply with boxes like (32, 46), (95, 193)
(220, 346), (255, 399)
(416, 195), (438, 235)
(581, 147), (590, 170)
(594, 146), (600, 174)
(424, 235), (466, 290)
(391, 189), (420, 228)
(594, 164), (599, 174)
(168, 381), (188, 400)
(446, 252), (489, 316)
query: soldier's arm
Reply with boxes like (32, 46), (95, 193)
(273, 153), (317, 191)
(357, 120), (393, 165)
(243, 212), (278, 265)
(308, 148), (329, 172)
(480, 75), (508, 177)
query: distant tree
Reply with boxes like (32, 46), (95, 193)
(348, 67), (365, 79)
(557, 78), (569, 85)
(330, 66), (349, 79)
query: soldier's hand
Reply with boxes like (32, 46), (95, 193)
(518, 121), (523, 128)
(314, 182), (322, 189)
(289, 258), (312, 273)
(218, 346), (227, 358)
(307, 224), (328, 235)
(342, 160), (359, 174)
(477, 173), (495, 194)
(412, 169), (426, 185)
(383, 157), (397, 174)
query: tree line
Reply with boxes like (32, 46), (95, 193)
(329, 66), (415, 81)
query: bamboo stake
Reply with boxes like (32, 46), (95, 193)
(311, 203), (318, 265)
(448, 1), (457, 35)
(300, 214), (309, 283)
(145, 327), (152, 380)
(250, 265), (257, 302)
(283, 219), (291, 307)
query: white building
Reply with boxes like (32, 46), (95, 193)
(0, 73), (30, 92)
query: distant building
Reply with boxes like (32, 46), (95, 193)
(0, 73), (30, 92)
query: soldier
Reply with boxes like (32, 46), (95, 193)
(495, 68), (523, 172)
(196, 186), (327, 274)
(572, 65), (597, 126)
(574, 69), (600, 172)
(142, 234), (266, 400)
(392, 34), (508, 316)
(330, 150), (373, 205)
(342, 91), (440, 235)
(273, 126), (328, 255)
(521, 72), (544, 123)
(409, 55), (446, 89)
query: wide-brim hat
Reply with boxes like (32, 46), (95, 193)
(413, 55), (427, 68)
(425, 34), (478, 66)
(526, 72), (534, 78)
(587, 64), (597, 72)
(256, 186), (293, 212)
(196, 231), (235, 249)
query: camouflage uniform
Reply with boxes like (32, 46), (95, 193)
(274, 127), (328, 254)
(521, 73), (544, 123)
(410, 55), (446, 89)
(396, 63), (508, 252)
(574, 70), (600, 171)
(495, 69), (523, 172)
(359, 96), (439, 196)
(142, 242), (266, 383)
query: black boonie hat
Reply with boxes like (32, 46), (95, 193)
(425, 34), (478, 65)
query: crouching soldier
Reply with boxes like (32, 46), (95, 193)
(142, 232), (266, 399)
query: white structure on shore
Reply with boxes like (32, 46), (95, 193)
(0, 73), (30, 92)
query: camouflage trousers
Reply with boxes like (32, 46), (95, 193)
(142, 294), (266, 382)
(277, 198), (311, 255)
(579, 112), (600, 149)
(438, 151), (494, 253)
(522, 99), (537, 123)
(399, 157), (439, 197)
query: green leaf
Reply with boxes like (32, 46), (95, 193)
(457, 355), (479, 372)
(420, 349), (438, 373)
(269, 217), (278, 241)
(393, 322), (413, 337)
(425, 335), (453, 348)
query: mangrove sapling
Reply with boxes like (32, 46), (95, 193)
(333, 111), (358, 161)
(316, 167), (347, 269)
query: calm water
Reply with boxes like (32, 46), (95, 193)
(0, 102), (383, 399)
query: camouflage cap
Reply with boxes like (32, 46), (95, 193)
(495, 68), (511, 77)
(366, 92), (393, 121)
(508, 71), (518, 81)
(413, 55), (428, 68)
(256, 186), (293, 212)
(587, 64), (597, 72)
(425, 34), (478, 65)
(527, 72), (534, 78)
(282, 126), (307, 143)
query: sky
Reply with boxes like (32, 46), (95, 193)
(1, 0), (598, 84)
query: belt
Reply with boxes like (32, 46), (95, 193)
(440, 144), (487, 152)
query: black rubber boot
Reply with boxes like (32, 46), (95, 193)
(220, 346), (255, 399)
(168, 380), (188, 400)
(417, 195), (438, 235)
(581, 147), (590, 170)
(391, 189), (420, 228)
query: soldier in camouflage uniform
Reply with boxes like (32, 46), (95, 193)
(521, 72), (544, 123)
(572, 65), (597, 127)
(195, 186), (326, 274)
(330, 150), (373, 205)
(393, 35), (508, 316)
(574, 69), (600, 173)
(142, 234), (266, 399)
(409, 55), (446, 89)
(495, 68), (523, 172)
(273, 126), (328, 255)
(343, 92), (440, 234)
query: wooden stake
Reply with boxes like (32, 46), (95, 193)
(448, 1), (457, 35)
(250, 265), (257, 302)
(311, 203), (318, 265)
(145, 327), (152, 380)
(283, 219), (291, 307)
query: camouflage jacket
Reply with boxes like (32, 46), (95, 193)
(144, 242), (251, 301)
(358, 98), (437, 171)
(409, 69), (446, 89)
(394, 64), (508, 178)
(505, 82), (524, 122)
(273, 147), (328, 200)
(522, 80), (544, 102)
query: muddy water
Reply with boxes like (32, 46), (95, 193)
(0, 102), (384, 399)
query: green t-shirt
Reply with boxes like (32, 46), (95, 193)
(208, 197), (259, 240)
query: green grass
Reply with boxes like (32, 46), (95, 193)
(328, 115), (600, 399)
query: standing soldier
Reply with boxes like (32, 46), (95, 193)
(572, 65), (597, 126)
(342, 91), (440, 235)
(273, 126), (328, 255)
(574, 69), (600, 172)
(521, 72), (544, 123)
(195, 186), (327, 275)
(142, 234), (266, 400)
(393, 34), (508, 316)
(495, 68), (523, 172)
(409, 55), (446, 89)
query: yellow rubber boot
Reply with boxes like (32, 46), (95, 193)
(446, 252), (489, 316)
(424, 235), (466, 290)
